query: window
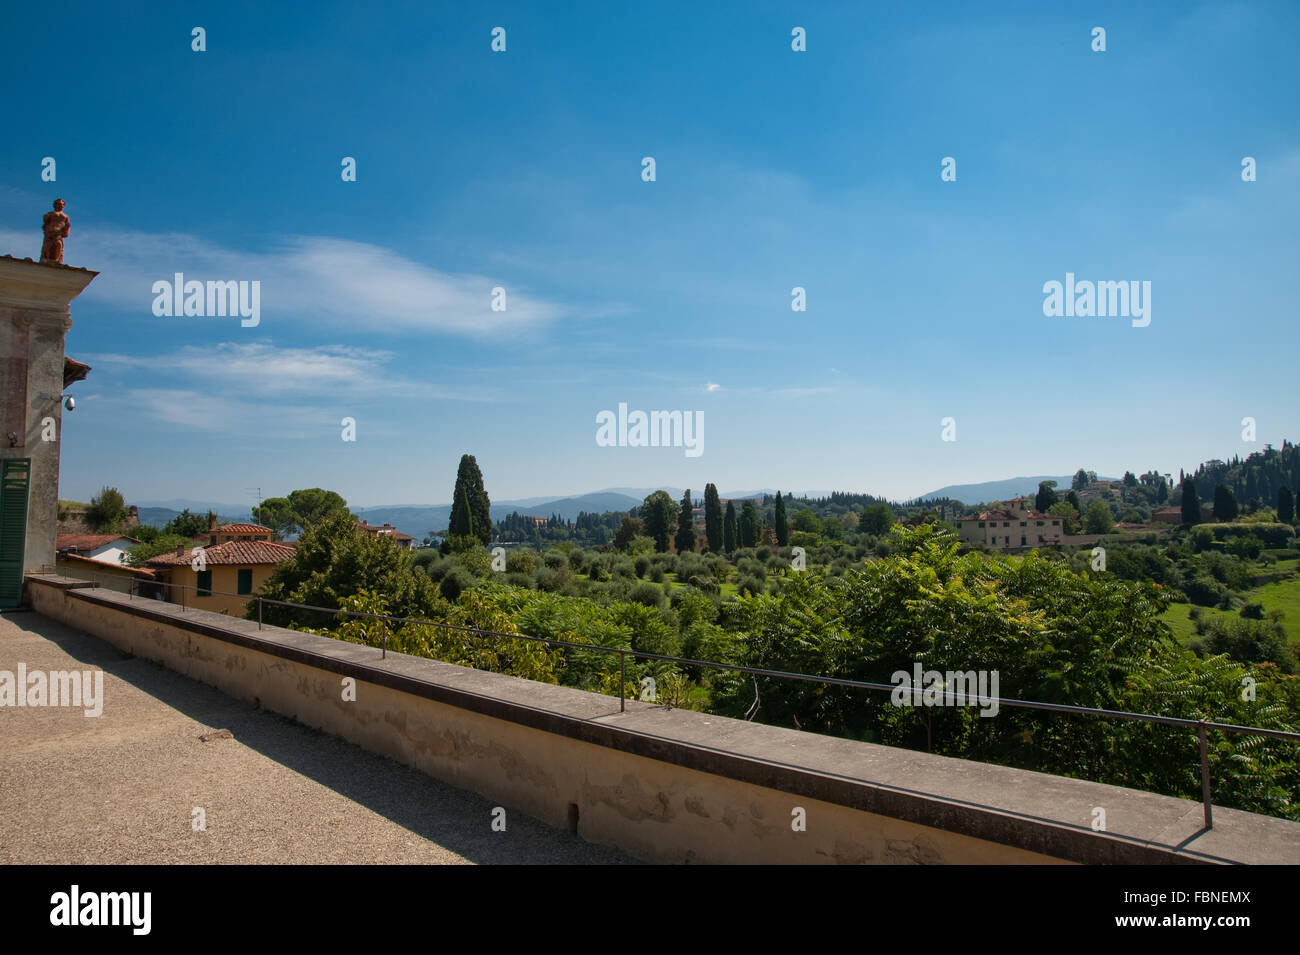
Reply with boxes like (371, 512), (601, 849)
(196, 570), (212, 596)
(1021, 536), (1027, 545)
(1020, 521), (1026, 526)
(1036, 520), (1044, 526)
(237, 569), (253, 595)
(978, 522), (985, 528)
(1003, 522), (1010, 527)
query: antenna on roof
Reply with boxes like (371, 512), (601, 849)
(246, 486), (262, 521)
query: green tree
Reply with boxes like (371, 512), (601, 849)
(1072, 469), (1091, 491)
(792, 508), (819, 534)
(613, 516), (643, 552)
(1123, 471), (1138, 487)
(258, 511), (438, 627)
(1066, 490), (1082, 513)
(740, 500), (760, 548)
(1181, 478), (1202, 526)
(447, 455), (492, 547)
(85, 487), (127, 532)
(774, 491), (789, 547)
(163, 508), (215, 538)
(1279, 485), (1295, 525)
(1213, 484), (1238, 522)
(1048, 501), (1082, 535)
(859, 502), (893, 535)
(1035, 481), (1058, 513)
(674, 489), (696, 554)
(704, 484), (723, 551)
(724, 500), (738, 552)
(1083, 500), (1113, 534)
(254, 488), (351, 538)
(126, 533), (195, 568)
(641, 491), (678, 553)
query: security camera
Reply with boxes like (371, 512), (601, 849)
(63, 395), (75, 412)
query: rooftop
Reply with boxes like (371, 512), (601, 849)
(146, 539), (296, 566)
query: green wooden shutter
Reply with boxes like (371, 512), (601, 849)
(0, 458), (32, 608)
(196, 569), (212, 596)
(237, 568), (252, 595)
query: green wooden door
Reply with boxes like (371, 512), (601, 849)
(0, 458), (31, 608)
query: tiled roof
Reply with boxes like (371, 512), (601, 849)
(57, 552), (156, 578)
(956, 511), (1061, 523)
(56, 533), (140, 551)
(146, 540), (296, 566)
(357, 521), (414, 541)
(214, 523), (273, 534)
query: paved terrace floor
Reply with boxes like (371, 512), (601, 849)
(0, 610), (634, 865)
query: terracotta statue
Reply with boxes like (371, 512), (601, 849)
(41, 199), (70, 265)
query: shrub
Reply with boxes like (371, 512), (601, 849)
(506, 550), (536, 574)
(630, 581), (667, 609)
(440, 569), (470, 602)
(634, 555), (651, 579)
(1239, 602), (1266, 620)
(1204, 618), (1296, 673)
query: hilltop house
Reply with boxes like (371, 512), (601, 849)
(357, 519), (415, 550)
(953, 497), (1063, 549)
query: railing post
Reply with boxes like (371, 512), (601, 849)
(620, 650), (626, 712)
(381, 621), (387, 659)
(1199, 721), (1213, 830)
(257, 597), (262, 630)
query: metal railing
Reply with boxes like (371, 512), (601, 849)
(35, 564), (1300, 831)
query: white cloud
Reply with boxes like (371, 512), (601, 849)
(0, 228), (566, 338)
(84, 342), (502, 403)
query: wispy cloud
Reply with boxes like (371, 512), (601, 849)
(85, 342), (504, 404)
(0, 227), (568, 338)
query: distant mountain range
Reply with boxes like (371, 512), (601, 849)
(917, 476), (1119, 505)
(133, 479), (1112, 541)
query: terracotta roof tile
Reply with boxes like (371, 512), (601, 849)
(214, 523), (273, 534)
(56, 533), (140, 551)
(146, 539), (296, 566)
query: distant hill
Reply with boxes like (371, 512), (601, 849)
(136, 507), (250, 528)
(917, 476), (1119, 506)
(354, 492), (645, 541)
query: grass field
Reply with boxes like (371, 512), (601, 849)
(1161, 565), (1300, 647)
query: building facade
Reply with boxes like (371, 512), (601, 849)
(953, 498), (1064, 549)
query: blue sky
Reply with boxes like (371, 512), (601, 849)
(2, 1), (1297, 511)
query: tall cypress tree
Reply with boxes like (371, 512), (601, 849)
(1213, 484), (1238, 522)
(774, 491), (789, 546)
(704, 483), (723, 551)
(450, 454), (492, 545)
(449, 484), (474, 538)
(1181, 477), (1201, 526)
(675, 489), (696, 554)
(740, 500), (760, 548)
(723, 500), (738, 552)
(1279, 486), (1295, 524)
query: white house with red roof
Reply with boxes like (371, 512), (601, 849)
(55, 533), (140, 565)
